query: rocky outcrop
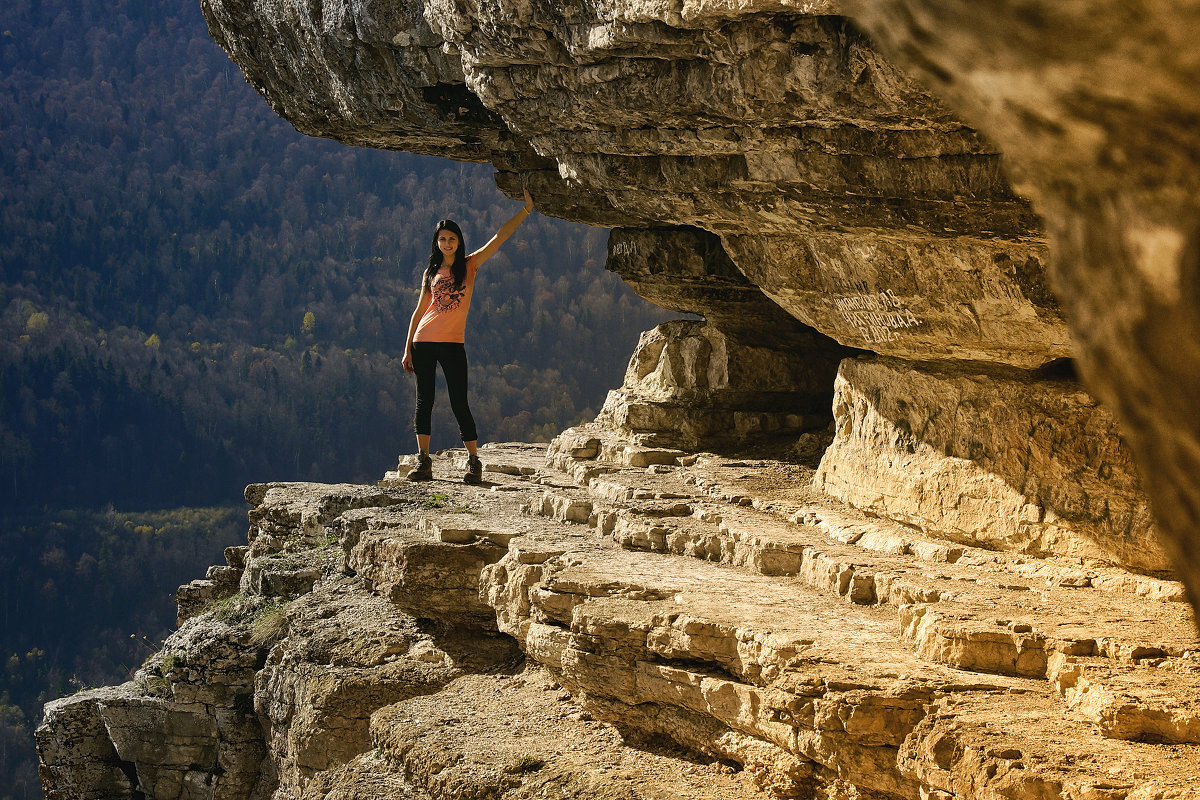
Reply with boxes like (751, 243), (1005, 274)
(48, 0), (1200, 796)
(816, 356), (1165, 573)
(593, 319), (837, 449)
(39, 610), (268, 800)
(196, 0), (1200, 612)
(834, 1), (1200, 613)
(38, 443), (1200, 799)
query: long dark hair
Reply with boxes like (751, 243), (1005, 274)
(423, 219), (468, 291)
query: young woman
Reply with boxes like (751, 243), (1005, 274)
(402, 187), (534, 483)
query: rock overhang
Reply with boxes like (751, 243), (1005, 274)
(200, 0), (1200, 611)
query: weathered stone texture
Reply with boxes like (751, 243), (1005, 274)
(37, 687), (139, 800)
(38, 445), (1200, 798)
(816, 356), (1166, 573)
(346, 528), (507, 625)
(38, 620), (270, 800)
(254, 587), (484, 799)
(724, 233), (1066, 367)
(194, 0), (1200, 613)
(594, 319), (839, 448)
(45, 0), (1200, 795)
(833, 0), (1200, 615)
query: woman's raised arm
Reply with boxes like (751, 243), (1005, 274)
(467, 187), (534, 269)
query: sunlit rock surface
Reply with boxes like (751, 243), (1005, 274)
(197, 0), (1200, 603)
(42, 0), (1200, 797)
(37, 447), (1200, 799)
(816, 356), (1165, 573)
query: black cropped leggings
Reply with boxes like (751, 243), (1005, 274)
(411, 341), (478, 442)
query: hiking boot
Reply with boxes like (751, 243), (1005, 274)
(407, 452), (433, 481)
(463, 454), (483, 485)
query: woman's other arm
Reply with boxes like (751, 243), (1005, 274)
(467, 187), (534, 270)
(402, 284), (432, 373)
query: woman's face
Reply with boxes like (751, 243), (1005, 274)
(436, 230), (459, 261)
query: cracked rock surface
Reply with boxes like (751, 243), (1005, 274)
(197, 0), (1200, 621)
(38, 439), (1200, 799)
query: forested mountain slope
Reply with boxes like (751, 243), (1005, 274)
(0, 0), (670, 512)
(0, 1), (671, 795)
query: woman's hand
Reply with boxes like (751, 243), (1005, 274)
(466, 186), (536, 267)
(403, 349), (414, 373)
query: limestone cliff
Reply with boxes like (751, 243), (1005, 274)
(194, 0), (1200, 603)
(37, 444), (1200, 798)
(36, 1), (1200, 798)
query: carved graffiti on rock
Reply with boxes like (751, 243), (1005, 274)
(831, 287), (922, 343)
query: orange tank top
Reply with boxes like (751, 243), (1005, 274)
(413, 260), (477, 343)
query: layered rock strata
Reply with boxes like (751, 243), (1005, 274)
(117, 0), (1200, 794)
(39, 443), (1200, 799)
(195, 0), (1200, 608)
(816, 356), (1165, 573)
(836, 0), (1200, 609)
(594, 319), (837, 449)
(199, 0), (1065, 367)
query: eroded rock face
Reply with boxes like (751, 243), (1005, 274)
(595, 319), (839, 448)
(199, 0), (1059, 367)
(605, 226), (836, 349)
(196, 0), (1200, 609)
(161, 0), (1200, 794)
(38, 687), (138, 800)
(823, 0), (1200, 611)
(38, 446), (1200, 798)
(817, 356), (1166, 573)
(39, 618), (269, 800)
(724, 233), (1066, 368)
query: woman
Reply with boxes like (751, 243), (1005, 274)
(402, 187), (534, 483)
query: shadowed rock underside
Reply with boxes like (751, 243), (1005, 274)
(196, 0), (1200, 606)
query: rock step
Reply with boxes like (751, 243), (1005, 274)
(532, 445), (1200, 744)
(345, 526), (508, 627)
(337, 464), (597, 627)
(484, 533), (994, 687)
(1049, 652), (1200, 745)
(550, 425), (1186, 603)
(679, 452), (1187, 603)
(482, 532), (1038, 797)
(381, 443), (1190, 695)
(899, 690), (1200, 799)
(479, 525), (1200, 795)
(545, 440), (1191, 611)
(365, 668), (783, 800)
(528, 476), (1198, 682)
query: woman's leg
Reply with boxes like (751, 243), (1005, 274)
(438, 343), (479, 446)
(411, 342), (437, 449)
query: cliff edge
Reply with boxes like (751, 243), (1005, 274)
(193, 0), (1200, 607)
(36, 1), (1200, 798)
(37, 435), (1200, 798)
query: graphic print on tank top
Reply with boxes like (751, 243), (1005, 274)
(431, 274), (467, 313)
